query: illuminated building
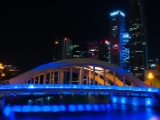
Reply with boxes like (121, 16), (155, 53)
(129, 0), (149, 80)
(72, 41), (99, 60)
(53, 37), (73, 61)
(62, 37), (73, 59)
(0, 64), (21, 84)
(72, 44), (81, 58)
(122, 32), (130, 72)
(110, 10), (130, 71)
(148, 59), (158, 70)
(98, 40), (111, 63)
(86, 41), (99, 59)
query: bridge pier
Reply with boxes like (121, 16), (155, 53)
(93, 65), (95, 85)
(70, 66), (73, 84)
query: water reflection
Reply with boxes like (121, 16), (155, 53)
(1, 104), (160, 120)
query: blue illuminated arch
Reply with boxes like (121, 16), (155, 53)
(8, 58), (149, 87)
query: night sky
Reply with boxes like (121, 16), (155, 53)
(0, 0), (159, 71)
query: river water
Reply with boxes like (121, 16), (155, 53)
(1, 95), (160, 120)
(1, 104), (160, 120)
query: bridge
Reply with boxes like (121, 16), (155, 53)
(7, 58), (150, 87)
(0, 58), (160, 116)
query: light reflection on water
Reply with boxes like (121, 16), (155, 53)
(1, 104), (160, 120)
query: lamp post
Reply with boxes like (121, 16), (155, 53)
(0, 63), (5, 81)
(147, 72), (154, 86)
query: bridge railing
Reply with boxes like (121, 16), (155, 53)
(0, 84), (159, 93)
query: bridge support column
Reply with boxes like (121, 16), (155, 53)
(52, 72), (55, 84)
(97, 73), (99, 85)
(113, 71), (116, 85)
(86, 75), (89, 84)
(70, 66), (73, 84)
(89, 70), (91, 85)
(106, 78), (108, 85)
(81, 64), (84, 84)
(103, 68), (106, 85)
(49, 71), (52, 84)
(58, 69), (64, 84)
(93, 65), (95, 85)
(78, 70), (81, 84)
(123, 77), (125, 86)
(38, 76), (40, 84)
(33, 77), (36, 84)
(43, 73), (46, 84)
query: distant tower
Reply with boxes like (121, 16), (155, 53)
(122, 32), (130, 72)
(129, 0), (148, 80)
(110, 11), (129, 70)
(53, 38), (62, 61)
(62, 37), (73, 59)
(98, 40), (111, 63)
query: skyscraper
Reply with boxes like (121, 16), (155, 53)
(62, 37), (73, 59)
(53, 37), (73, 61)
(129, 0), (148, 80)
(53, 38), (62, 61)
(98, 40), (111, 63)
(110, 10), (130, 71)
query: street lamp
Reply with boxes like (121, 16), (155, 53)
(0, 63), (4, 69)
(1, 73), (5, 77)
(148, 73), (154, 79)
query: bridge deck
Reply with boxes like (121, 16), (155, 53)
(0, 84), (159, 92)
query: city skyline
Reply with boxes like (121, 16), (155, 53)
(0, 0), (159, 71)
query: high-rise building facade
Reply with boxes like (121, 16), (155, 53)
(62, 37), (73, 59)
(53, 37), (73, 61)
(53, 38), (62, 61)
(87, 41), (99, 59)
(129, 0), (148, 80)
(122, 32), (130, 72)
(98, 40), (111, 63)
(110, 11), (130, 70)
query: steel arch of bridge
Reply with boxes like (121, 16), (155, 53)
(8, 58), (150, 87)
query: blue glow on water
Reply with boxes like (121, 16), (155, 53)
(12, 106), (21, 112)
(132, 98), (138, 105)
(59, 105), (66, 111)
(2, 104), (160, 120)
(42, 105), (51, 112)
(93, 104), (99, 111)
(77, 104), (84, 111)
(85, 104), (92, 111)
(4, 106), (11, 117)
(121, 97), (126, 104)
(32, 105), (41, 112)
(145, 98), (151, 106)
(113, 97), (117, 103)
(22, 105), (31, 112)
(68, 105), (76, 112)
(52, 105), (60, 112)
(100, 104), (105, 110)
(3, 102), (160, 119)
